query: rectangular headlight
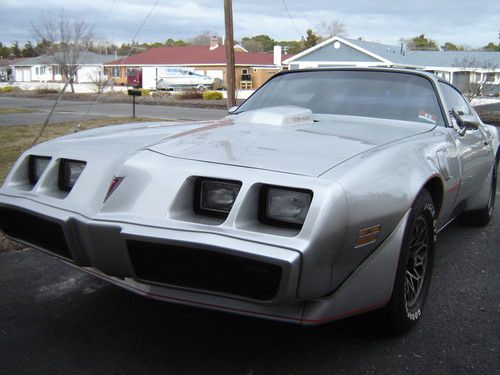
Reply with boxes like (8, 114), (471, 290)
(28, 155), (51, 185)
(195, 178), (242, 218)
(261, 186), (313, 227)
(59, 159), (86, 192)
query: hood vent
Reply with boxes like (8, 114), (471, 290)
(233, 106), (314, 127)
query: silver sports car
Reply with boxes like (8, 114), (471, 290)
(1, 68), (498, 332)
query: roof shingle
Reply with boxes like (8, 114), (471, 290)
(105, 45), (290, 66)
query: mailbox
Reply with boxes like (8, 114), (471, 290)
(128, 89), (142, 96)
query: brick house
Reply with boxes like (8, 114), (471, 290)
(104, 39), (290, 90)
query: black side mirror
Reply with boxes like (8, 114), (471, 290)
(456, 115), (480, 135)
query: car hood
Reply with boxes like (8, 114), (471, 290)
(148, 113), (435, 176)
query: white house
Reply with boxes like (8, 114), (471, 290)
(283, 36), (500, 92)
(11, 51), (120, 84)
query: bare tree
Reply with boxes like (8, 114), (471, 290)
(31, 11), (94, 93)
(190, 30), (222, 45)
(89, 71), (112, 94)
(318, 20), (347, 38)
(452, 57), (497, 100)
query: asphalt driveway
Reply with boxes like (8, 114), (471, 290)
(0, 193), (498, 374)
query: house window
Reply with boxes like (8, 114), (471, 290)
(485, 73), (496, 82)
(112, 67), (120, 78)
(53, 66), (61, 75)
(241, 68), (248, 75)
(36, 67), (39, 75)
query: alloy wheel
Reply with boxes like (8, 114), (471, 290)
(404, 216), (429, 307)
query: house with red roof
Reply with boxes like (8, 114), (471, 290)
(104, 38), (290, 90)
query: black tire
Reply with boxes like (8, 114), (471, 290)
(459, 158), (498, 226)
(382, 189), (436, 333)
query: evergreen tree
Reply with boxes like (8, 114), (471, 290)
(23, 41), (35, 57)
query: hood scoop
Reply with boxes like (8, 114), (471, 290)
(233, 106), (314, 127)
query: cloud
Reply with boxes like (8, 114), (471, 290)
(0, 0), (498, 48)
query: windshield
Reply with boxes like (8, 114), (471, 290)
(236, 70), (444, 126)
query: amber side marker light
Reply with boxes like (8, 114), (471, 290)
(355, 224), (382, 248)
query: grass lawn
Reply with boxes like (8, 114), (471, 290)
(0, 116), (164, 252)
(0, 107), (37, 114)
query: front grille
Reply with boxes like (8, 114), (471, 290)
(0, 207), (72, 259)
(128, 240), (282, 301)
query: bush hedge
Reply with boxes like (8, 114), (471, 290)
(0, 86), (14, 93)
(35, 88), (59, 94)
(177, 90), (203, 100)
(202, 91), (223, 100)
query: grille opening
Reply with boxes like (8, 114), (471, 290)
(128, 240), (282, 301)
(0, 207), (72, 260)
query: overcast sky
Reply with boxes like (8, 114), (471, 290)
(1, 0), (499, 48)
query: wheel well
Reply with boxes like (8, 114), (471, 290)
(424, 177), (444, 217)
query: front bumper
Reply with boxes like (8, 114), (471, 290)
(0, 193), (410, 325)
(0, 195), (301, 305)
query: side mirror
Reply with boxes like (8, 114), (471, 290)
(228, 106), (239, 114)
(456, 115), (480, 135)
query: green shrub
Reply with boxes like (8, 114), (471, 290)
(140, 89), (150, 96)
(0, 86), (14, 93)
(177, 90), (202, 100)
(202, 91), (223, 100)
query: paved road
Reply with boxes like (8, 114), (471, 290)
(475, 102), (500, 112)
(0, 96), (227, 125)
(0, 190), (498, 374)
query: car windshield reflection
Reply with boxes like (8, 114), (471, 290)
(236, 70), (444, 126)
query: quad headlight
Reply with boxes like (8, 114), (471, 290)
(195, 178), (242, 218)
(28, 156), (51, 185)
(59, 159), (86, 191)
(261, 186), (313, 227)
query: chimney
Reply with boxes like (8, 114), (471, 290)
(209, 36), (219, 50)
(273, 45), (282, 66)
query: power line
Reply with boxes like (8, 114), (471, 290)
(281, 0), (303, 39)
(288, 0), (322, 32)
(32, 1), (120, 145)
(74, 0), (163, 131)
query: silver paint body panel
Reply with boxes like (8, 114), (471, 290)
(1, 68), (498, 324)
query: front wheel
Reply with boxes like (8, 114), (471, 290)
(382, 189), (436, 333)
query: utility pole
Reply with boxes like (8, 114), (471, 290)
(224, 0), (236, 108)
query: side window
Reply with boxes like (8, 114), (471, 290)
(439, 82), (472, 117)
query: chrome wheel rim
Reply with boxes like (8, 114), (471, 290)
(405, 216), (429, 307)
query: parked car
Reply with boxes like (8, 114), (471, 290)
(0, 68), (498, 332)
(156, 67), (214, 91)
